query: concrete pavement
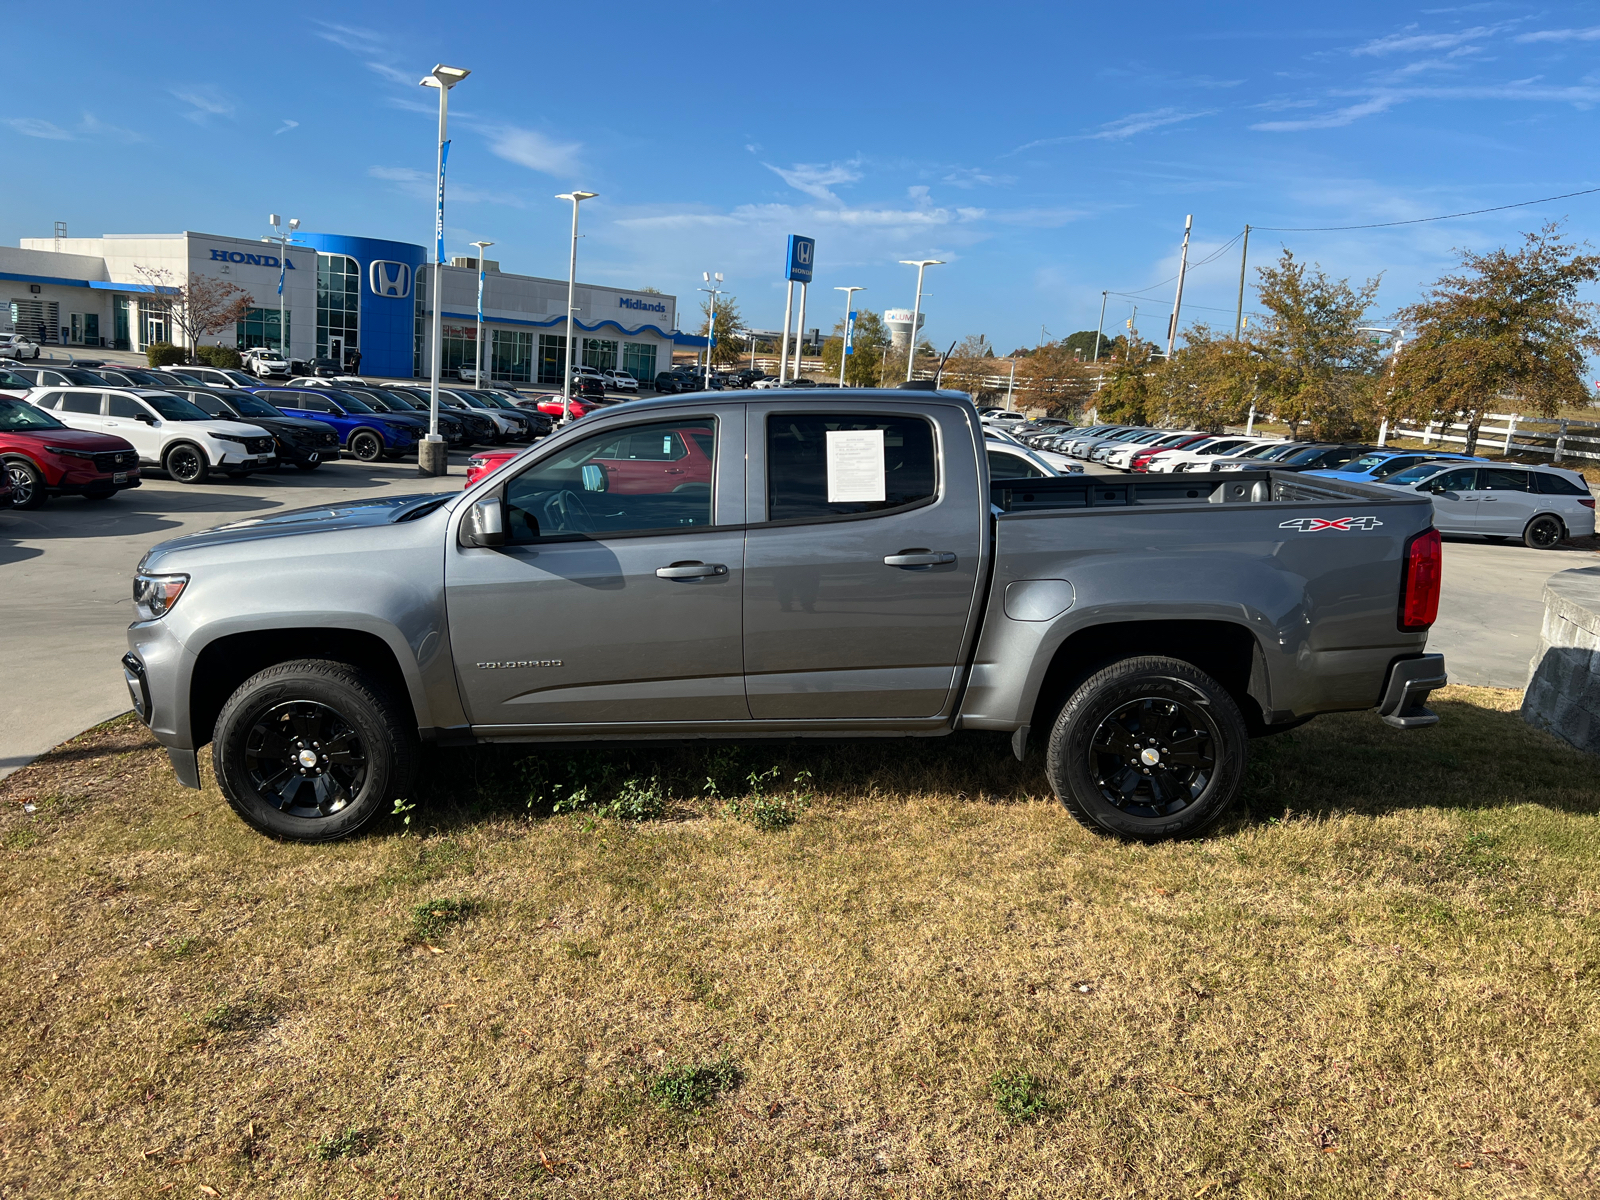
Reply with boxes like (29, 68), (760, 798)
(0, 457), (462, 779)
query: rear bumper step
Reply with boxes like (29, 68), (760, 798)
(1377, 653), (1448, 729)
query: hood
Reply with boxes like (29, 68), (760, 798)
(249, 415), (339, 435)
(5, 427), (136, 452)
(190, 419), (273, 438)
(141, 492), (459, 563)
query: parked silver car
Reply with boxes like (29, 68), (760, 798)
(1382, 460), (1596, 549)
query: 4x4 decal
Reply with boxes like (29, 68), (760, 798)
(1279, 516), (1385, 532)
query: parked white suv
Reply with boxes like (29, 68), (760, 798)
(28, 387), (276, 483)
(241, 347), (290, 378)
(1144, 436), (1286, 473)
(602, 369), (639, 393)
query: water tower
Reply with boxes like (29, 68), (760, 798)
(884, 307), (925, 350)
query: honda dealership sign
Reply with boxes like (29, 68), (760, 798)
(370, 260), (412, 298)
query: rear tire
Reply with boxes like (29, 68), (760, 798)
(164, 443), (209, 484)
(5, 458), (48, 509)
(212, 659), (418, 842)
(1524, 514), (1565, 550)
(1045, 655), (1249, 841)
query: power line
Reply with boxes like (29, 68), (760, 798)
(1252, 185), (1600, 232)
(1108, 228), (1245, 300)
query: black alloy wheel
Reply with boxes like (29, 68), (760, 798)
(349, 430), (384, 462)
(6, 458), (46, 509)
(212, 659), (417, 841)
(1525, 514), (1565, 550)
(163, 443), (209, 484)
(1046, 655), (1248, 841)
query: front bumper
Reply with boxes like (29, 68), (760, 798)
(1377, 653), (1448, 729)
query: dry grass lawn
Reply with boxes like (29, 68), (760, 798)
(3, 686), (1599, 1198)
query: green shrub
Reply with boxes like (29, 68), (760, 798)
(718, 766), (812, 831)
(144, 341), (185, 367)
(312, 1128), (375, 1160)
(410, 897), (474, 942)
(194, 344), (242, 369)
(648, 1059), (742, 1112)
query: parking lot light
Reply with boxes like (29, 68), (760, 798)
(471, 240), (494, 385)
(834, 285), (864, 387)
(419, 64), (471, 476)
(898, 260), (943, 382)
(555, 192), (598, 423)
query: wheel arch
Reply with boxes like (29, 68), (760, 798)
(188, 626), (422, 752)
(163, 437), (213, 465)
(1027, 618), (1272, 737)
(347, 424), (386, 447)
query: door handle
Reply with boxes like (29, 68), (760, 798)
(656, 561), (728, 579)
(883, 551), (957, 568)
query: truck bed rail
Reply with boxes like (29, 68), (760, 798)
(989, 471), (1366, 512)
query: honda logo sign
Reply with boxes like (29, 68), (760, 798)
(369, 260), (412, 299)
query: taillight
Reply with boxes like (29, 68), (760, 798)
(1399, 527), (1442, 631)
(1581, 498), (1596, 509)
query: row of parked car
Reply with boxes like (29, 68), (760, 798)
(1004, 421), (1597, 550)
(0, 356), (649, 507)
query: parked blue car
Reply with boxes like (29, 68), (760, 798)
(1302, 448), (1489, 484)
(247, 386), (424, 462)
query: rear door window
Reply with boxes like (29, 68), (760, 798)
(1534, 471), (1591, 496)
(61, 392), (103, 414)
(766, 414), (936, 521)
(988, 449), (1046, 479)
(1479, 468), (1530, 491)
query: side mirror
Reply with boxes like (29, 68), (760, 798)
(138, 414), (157, 425)
(581, 463), (608, 492)
(462, 496), (505, 548)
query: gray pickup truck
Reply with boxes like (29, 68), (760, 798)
(124, 390), (1447, 843)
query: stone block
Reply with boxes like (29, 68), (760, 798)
(1522, 565), (1600, 754)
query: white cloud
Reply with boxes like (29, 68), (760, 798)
(1087, 107), (1214, 140)
(274, 119), (299, 136)
(171, 87), (235, 124)
(4, 118), (73, 140)
(484, 125), (582, 176)
(314, 21), (385, 54)
(77, 112), (143, 142)
(368, 164), (524, 207)
(1515, 26), (1600, 44)
(1252, 95), (1397, 131)
(369, 165), (426, 183)
(764, 159), (863, 202)
(367, 61), (415, 85)
(1352, 24), (1511, 55)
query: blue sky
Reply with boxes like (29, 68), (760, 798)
(6, 1), (1600, 353)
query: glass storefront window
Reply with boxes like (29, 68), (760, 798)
(113, 297), (131, 350)
(582, 337), (618, 371)
(317, 253), (360, 358)
(538, 333), (567, 385)
(414, 274), (426, 377)
(492, 329), (533, 382)
(441, 323), (475, 378)
(236, 307), (289, 352)
(622, 342), (657, 382)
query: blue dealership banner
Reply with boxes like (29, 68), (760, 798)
(845, 309), (857, 355)
(786, 235), (815, 284)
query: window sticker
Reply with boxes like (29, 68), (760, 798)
(826, 428), (886, 503)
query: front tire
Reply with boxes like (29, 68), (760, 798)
(1524, 514), (1565, 550)
(1045, 655), (1249, 841)
(164, 443), (209, 484)
(5, 458), (47, 509)
(349, 430), (384, 462)
(212, 659), (418, 842)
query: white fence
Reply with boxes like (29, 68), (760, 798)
(1387, 413), (1600, 464)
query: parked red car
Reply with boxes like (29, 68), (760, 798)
(0, 397), (142, 508)
(587, 423), (714, 494)
(516, 394), (597, 421)
(1131, 434), (1210, 471)
(465, 449), (520, 487)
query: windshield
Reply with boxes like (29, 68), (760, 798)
(0, 397), (64, 430)
(318, 390), (377, 413)
(1387, 463), (1452, 487)
(1280, 446), (1331, 465)
(221, 370), (257, 386)
(61, 369), (110, 385)
(143, 392), (212, 421)
(1244, 442), (1297, 459)
(474, 392), (516, 409)
(1329, 453), (1394, 474)
(455, 393), (492, 408)
(229, 395), (285, 418)
(120, 370), (166, 385)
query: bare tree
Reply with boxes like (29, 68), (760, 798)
(131, 265), (253, 358)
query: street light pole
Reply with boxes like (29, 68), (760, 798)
(470, 239), (493, 385)
(268, 214), (298, 362)
(898, 259), (943, 382)
(834, 285), (864, 386)
(418, 63), (470, 476)
(555, 191), (598, 423)
(699, 272), (724, 385)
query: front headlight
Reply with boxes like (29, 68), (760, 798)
(209, 431), (248, 445)
(133, 572), (188, 620)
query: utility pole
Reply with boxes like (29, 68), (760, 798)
(1234, 224), (1250, 340)
(1166, 213), (1192, 359)
(1092, 289), (1107, 362)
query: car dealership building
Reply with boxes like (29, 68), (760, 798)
(1, 230), (683, 384)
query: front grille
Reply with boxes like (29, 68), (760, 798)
(245, 436), (274, 455)
(91, 450), (137, 471)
